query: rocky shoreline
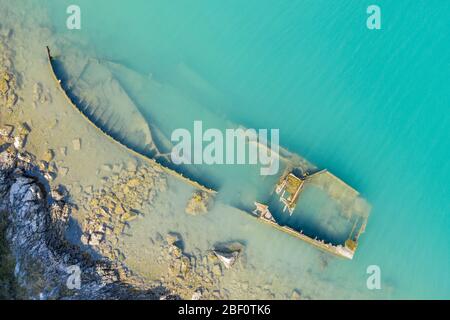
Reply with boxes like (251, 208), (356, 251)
(0, 140), (181, 299)
(0, 27), (176, 298)
(0, 130), (245, 299)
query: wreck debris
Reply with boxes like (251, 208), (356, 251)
(253, 202), (275, 222)
(253, 169), (370, 260)
(275, 172), (306, 214)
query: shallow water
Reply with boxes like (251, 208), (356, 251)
(4, 0), (450, 298)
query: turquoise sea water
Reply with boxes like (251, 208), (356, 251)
(10, 1), (450, 298)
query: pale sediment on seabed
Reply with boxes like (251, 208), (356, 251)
(0, 5), (382, 300)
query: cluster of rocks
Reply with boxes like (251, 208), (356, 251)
(74, 160), (246, 299)
(0, 70), (17, 109)
(80, 161), (167, 264)
(165, 233), (195, 281)
(32, 82), (52, 107)
(0, 34), (18, 110)
(0, 120), (65, 184)
(0, 123), (28, 164)
(74, 160), (249, 299)
(0, 132), (177, 299)
(185, 190), (213, 216)
(151, 230), (245, 299)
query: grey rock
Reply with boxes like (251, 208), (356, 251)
(213, 250), (239, 269)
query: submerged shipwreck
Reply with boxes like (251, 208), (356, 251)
(45, 46), (215, 194)
(46, 46), (370, 260)
(252, 169), (369, 259)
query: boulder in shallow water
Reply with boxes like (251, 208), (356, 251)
(42, 149), (54, 162)
(72, 138), (81, 151)
(213, 250), (240, 269)
(212, 241), (245, 269)
(291, 289), (302, 300)
(185, 191), (213, 216)
(166, 232), (182, 247)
